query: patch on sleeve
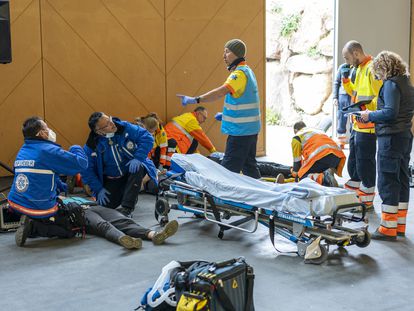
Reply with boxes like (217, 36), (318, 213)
(15, 174), (29, 193)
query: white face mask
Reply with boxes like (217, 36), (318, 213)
(105, 132), (115, 138)
(48, 129), (57, 143)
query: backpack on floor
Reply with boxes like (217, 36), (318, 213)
(137, 257), (255, 311)
(175, 257), (255, 311)
(137, 261), (182, 310)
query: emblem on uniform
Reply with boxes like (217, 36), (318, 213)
(15, 174), (29, 193)
(231, 74), (238, 80)
(126, 140), (135, 150)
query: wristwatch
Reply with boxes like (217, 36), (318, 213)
(195, 96), (201, 103)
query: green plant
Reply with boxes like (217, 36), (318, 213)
(307, 46), (321, 58)
(266, 108), (281, 126)
(280, 14), (301, 38)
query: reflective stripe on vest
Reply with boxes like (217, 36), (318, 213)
(8, 200), (59, 217)
(172, 120), (193, 142)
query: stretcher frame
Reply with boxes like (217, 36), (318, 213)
(155, 176), (371, 264)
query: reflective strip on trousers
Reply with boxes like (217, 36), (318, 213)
(345, 180), (360, 189)
(359, 185), (375, 194)
(398, 202), (408, 210)
(398, 203), (408, 225)
(308, 173), (323, 184)
(382, 204), (398, 214)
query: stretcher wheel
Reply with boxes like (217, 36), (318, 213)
(159, 216), (169, 227)
(355, 230), (371, 248)
(304, 244), (328, 265)
(155, 198), (170, 217)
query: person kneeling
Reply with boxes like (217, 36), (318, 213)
(82, 112), (157, 217)
(291, 121), (346, 187)
(8, 117), (88, 246)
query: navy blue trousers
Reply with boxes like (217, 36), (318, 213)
(377, 132), (413, 206)
(221, 134), (261, 179)
(347, 131), (376, 188)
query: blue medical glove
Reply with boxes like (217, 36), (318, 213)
(176, 94), (197, 106)
(126, 158), (141, 173)
(340, 66), (351, 79)
(97, 188), (110, 206)
(58, 182), (68, 194)
(215, 112), (223, 121)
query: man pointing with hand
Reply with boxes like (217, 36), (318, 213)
(177, 39), (261, 178)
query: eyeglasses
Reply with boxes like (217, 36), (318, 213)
(96, 116), (113, 131)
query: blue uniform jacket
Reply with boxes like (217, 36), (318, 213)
(81, 118), (157, 195)
(7, 140), (88, 218)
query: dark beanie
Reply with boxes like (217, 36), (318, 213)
(224, 39), (246, 58)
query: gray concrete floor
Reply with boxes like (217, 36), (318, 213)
(1, 126), (414, 310)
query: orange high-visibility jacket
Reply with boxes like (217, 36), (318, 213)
(342, 56), (383, 134)
(150, 124), (168, 167)
(165, 112), (216, 154)
(292, 127), (346, 178)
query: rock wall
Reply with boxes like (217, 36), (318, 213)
(266, 0), (334, 127)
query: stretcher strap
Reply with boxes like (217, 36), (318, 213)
(269, 211), (298, 255)
(206, 194), (226, 234)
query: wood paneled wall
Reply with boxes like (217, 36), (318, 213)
(0, 0), (265, 175)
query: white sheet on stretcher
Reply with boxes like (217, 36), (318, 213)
(171, 154), (359, 217)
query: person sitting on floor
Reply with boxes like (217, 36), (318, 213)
(291, 121), (346, 187)
(84, 204), (178, 249)
(8, 116), (88, 246)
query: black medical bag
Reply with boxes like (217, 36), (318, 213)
(175, 257), (255, 311)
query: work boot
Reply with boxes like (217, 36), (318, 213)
(152, 220), (179, 245)
(322, 168), (339, 187)
(275, 173), (285, 184)
(371, 229), (397, 241)
(15, 216), (33, 247)
(118, 235), (142, 249)
(116, 206), (134, 218)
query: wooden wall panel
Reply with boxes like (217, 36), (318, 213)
(0, 0), (43, 175)
(165, 0), (266, 155)
(40, 0), (166, 148)
(0, 0), (266, 173)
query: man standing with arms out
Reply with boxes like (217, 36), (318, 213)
(177, 39), (261, 179)
(341, 41), (382, 207)
(82, 112), (157, 217)
(164, 106), (216, 159)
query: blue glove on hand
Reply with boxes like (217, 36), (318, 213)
(97, 188), (110, 206)
(340, 66), (351, 79)
(58, 182), (68, 194)
(176, 94), (197, 106)
(215, 112), (223, 121)
(126, 159), (141, 174)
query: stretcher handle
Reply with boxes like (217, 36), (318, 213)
(202, 196), (259, 234)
